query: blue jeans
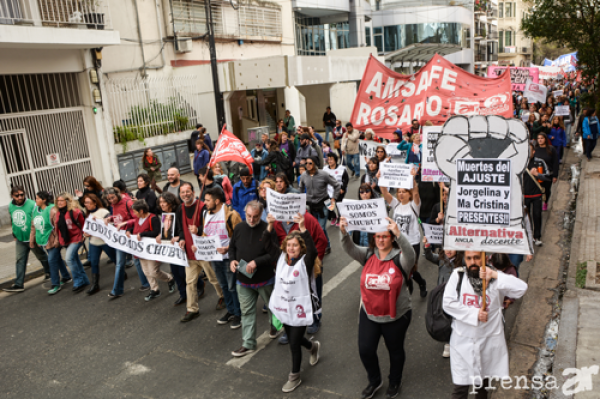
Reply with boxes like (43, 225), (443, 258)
(212, 260), (240, 317)
(325, 126), (333, 142)
(311, 207), (330, 249)
(508, 254), (523, 278)
(65, 242), (89, 288)
(43, 247), (70, 287)
(88, 243), (116, 275)
(347, 153), (360, 176)
(14, 240), (50, 287)
(111, 249), (150, 295)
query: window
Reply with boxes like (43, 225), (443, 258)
(295, 13), (349, 56)
(380, 23), (467, 53)
(505, 30), (512, 46)
(374, 27), (383, 53)
(499, 2), (504, 18)
(505, 2), (515, 17)
(366, 26), (371, 46)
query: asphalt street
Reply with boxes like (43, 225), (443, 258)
(0, 176), (524, 399)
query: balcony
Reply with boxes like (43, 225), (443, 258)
(0, 0), (119, 49)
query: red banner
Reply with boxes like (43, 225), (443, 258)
(350, 54), (513, 139)
(209, 126), (254, 173)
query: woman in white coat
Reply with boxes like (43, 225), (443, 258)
(442, 251), (528, 399)
(264, 212), (322, 393)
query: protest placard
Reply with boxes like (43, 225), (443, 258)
(359, 140), (406, 170)
(421, 126), (450, 182)
(161, 213), (176, 240)
(524, 79), (547, 104)
(552, 90), (563, 98)
(521, 113), (530, 122)
(455, 158), (511, 225)
(338, 198), (388, 233)
(422, 223), (444, 245)
(555, 105), (570, 116)
(83, 217), (188, 267)
(192, 235), (223, 261)
(266, 188), (306, 222)
(378, 162), (414, 189)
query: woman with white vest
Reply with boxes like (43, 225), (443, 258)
(264, 212), (321, 393)
(323, 152), (348, 226)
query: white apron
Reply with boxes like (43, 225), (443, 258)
(269, 254), (315, 327)
(324, 165), (345, 198)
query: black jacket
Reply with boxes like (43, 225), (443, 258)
(228, 220), (274, 285)
(533, 146), (559, 178)
(523, 157), (552, 197)
(254, 150), (291, 174)
(135, 186), (157, 214)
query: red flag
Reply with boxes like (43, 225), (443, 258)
(209, 125), (254, 174)
(350, 54), (513, 139)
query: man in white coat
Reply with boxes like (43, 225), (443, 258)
(443, 251), (528, 398)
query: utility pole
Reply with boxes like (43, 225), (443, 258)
(204, 0), (226, 133)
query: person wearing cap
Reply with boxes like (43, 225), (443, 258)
(342, 122), (361, 179)
(251, 141), (269, 182)
(294, 133), (318, 173)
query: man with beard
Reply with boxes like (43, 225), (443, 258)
(443, 251), (528, 398)
(3, 186), (50, 292)
(162, 167), (189, 202)
(228, 200), (277, 357)
(178, 182), (224, 322)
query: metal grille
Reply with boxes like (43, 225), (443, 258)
(105, 76), (201, 144)
(172, 0), (282, 40)
(0, 0), (112, 29)
(0, 73), (81, 115)
(0, 109), (91, 196)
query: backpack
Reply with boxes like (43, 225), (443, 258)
(425, 268), (465, 342)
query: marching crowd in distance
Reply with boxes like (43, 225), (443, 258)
(4, 79), (592, 399)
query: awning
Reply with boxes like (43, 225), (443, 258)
(384, 43), (463, 63)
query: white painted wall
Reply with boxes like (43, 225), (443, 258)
(297, 84), (331, 130)
(0, 49), (84, 75)
(329, 82), (357, 124)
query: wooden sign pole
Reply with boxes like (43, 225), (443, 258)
(481, 251), (487, 311)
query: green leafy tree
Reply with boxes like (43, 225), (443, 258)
(522, 0), (600, 111)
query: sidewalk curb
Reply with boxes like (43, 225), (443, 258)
(549, 291), (578, 399)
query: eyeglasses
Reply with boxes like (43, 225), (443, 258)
(375, 235), (392, 240)
(14, 193), (24, 198)
(306, 162), (314, 165)
(359, 190), (370, 194)
(376, 150), (385, 153)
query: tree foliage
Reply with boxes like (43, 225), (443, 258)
(522, 0), (600, 108)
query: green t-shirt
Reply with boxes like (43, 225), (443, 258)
(10, 198), (35, 242)
(33, 204), (54, 246)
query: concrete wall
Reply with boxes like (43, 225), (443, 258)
(329, 82), (357, 124)
(297, 84), (332, 130)
(0, 48), (84, 75)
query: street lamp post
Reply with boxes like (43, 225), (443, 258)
(204, 0), (226, 133)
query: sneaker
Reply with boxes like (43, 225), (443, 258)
(48, 286), (61, 295)
(419, 282), (427, 298)
(231, 346), (255, 357)
(282, 374), (302, 393)
(443, 344), (450, 358)
(335, 220), (340, 227)
(60, 277), (72, 285)
(181, 311), (200, 323)
(44, 273), (51, 280)
(145, 290), (161, 301)
(534, 239), (543, 247)
(83, 259), (91, 267)
(324, 247), (331, 255)
(168, 279), (176, 293)
(108, 292), (123, 299)
(309, 340), (320, 366)
(270, 325), (282, 339)
(361, 381), (383, 399)
(230, 316), (241, 330)
(217, 312), (234, 325)
(125, 260), (134, 268)
(279, 332), (289, 345)
(307, 321), (320, 334)
(3, 284), (24, 292)
(139, 285), (150, 292)
(542, 203), (548, 211)
(216, 297), (226, 310)
(330, 218), (337, 226)
(262, 304), (268, 314)
(386, 382), (402, 399)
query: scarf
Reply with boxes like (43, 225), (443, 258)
(365, 168), (379, 190)
(143, 155), (156, 168)
(468, 264), (497, 297)
(57, 207), (71, 244)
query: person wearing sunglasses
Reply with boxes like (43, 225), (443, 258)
(4, 186), (51, 292)
(340, 216), (415, 399)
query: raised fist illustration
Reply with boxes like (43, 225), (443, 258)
(434, 115), (529, 227)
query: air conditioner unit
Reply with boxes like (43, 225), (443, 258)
(175, 38), (193, 53)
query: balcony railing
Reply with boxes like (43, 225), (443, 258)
(0, 0), (111, 29)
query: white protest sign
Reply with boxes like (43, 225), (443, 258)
(83, 217), (188, 267)
(552, 90), (563, 98)
(555, 105), (570, 116)
(421, 126), (450, 182)
(359, 140), (407, 170)
(524, 79), (547, 104)
(443, 224), (531, 254)
(521, 113), (531, 122)
(455, 158), (511, 225)
(266, 188), (306, 222)
(192, 235), (223, 261)
(338, 198), (388, 233)
(422, 223), (444, 245)
(378, 163), (414, 189)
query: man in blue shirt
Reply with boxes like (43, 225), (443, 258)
(232, 168), (259, 221)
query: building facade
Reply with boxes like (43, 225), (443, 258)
(473, 0), (499, 76)
(497, 0), (533, 66)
